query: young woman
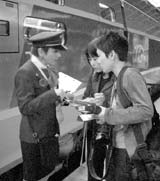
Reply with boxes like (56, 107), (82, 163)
(83, 37), (115, 181)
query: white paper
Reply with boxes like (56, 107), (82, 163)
(58, 72), (82, 93)
(79, 114), (95, 122)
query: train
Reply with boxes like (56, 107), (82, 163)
(0, 0), (160, 180)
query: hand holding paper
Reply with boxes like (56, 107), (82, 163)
(55, 88), (66, 101)
(75, 100), (107, 123)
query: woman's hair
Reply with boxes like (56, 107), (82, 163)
(84, 37), (100, 65)
(84, 37), (104, 80)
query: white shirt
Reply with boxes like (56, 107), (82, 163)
(31, 55), (48, 80)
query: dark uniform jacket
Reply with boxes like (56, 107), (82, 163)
(15, 59), (60, 143)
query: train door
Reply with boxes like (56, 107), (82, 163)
(0, 1), (20, 174)
(0, 0), (18, 52)
(0, 0), (19, 110)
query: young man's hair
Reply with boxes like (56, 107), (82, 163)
(96, 31), (128, 62)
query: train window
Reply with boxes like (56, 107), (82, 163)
(99, 3), (116, 22)
(0, 20), (9, 36)
(45, 0), (65, 5)
(23, 17), (66, 43)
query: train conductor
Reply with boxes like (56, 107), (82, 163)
(15, 30), (67, 181)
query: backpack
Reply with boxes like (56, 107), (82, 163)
(117, 66), (160, 181)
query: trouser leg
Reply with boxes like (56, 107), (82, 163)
(113, 148), (133, 181)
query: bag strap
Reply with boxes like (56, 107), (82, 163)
(88, 143), (113, 180)
(88, 122), (113, 180)
(117, 66), (132, 108)
(117, 66), (145, 144)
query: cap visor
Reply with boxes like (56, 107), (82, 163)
(34, 43), (68, 50)
(51, 44), (68, 51)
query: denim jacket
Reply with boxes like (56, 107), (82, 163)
(104, 67), (153, 157)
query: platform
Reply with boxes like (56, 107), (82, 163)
(63, 163), (88, 181)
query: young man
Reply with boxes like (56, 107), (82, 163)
(15, 31), (67, 181)
(84, 31), (154, 181)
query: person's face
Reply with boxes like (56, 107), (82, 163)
(88, 57), (102, 73)
(40, 47), (62, 68)
(96, 48), (114, 73)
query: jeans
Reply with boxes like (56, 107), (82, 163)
(105, 147), (133, 181)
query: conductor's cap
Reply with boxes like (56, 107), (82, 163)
(29, 30), (67, 50)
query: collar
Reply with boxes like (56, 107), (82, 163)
(31, 55), (47, 70)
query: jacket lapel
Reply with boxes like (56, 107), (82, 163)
(30, 60), (44, 80)
(29, 60), (50, 90)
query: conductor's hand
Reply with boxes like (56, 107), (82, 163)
(55, 88), (66, 101)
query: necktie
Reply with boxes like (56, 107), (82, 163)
(41, 67), (59, 88)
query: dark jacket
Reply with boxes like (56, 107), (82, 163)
(83, 71), (115, 133)
(15, 60), (60, 143)
(83, 72), (115, 107)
